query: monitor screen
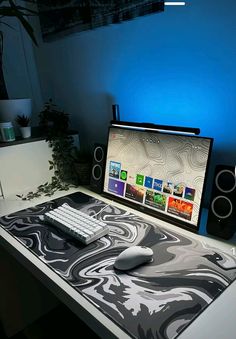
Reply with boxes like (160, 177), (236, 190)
(103, 126), (213, 232)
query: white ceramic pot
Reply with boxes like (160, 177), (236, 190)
(20, 126), (31, 139)
(0, 99), (32, 134)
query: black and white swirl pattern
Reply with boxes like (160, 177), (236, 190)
(1, 192), (236, 339)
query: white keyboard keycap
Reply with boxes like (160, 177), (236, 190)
(44, 203), (109, 245)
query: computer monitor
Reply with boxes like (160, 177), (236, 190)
(103, 125), (213, 232)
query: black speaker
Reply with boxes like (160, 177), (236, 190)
(90, 144), (106, 194)
(206, 164), (236, 239)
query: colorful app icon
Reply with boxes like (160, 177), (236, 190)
(125, 184), (145, 203)
(144, 176), (153, 189)
(163, 181), (173, 195)
(173, 184), (184, 198)
(109, 161), (121, 179)
(120, 170), (127, 181)
(153, 179), (163, 191)
(184, 187), (196, 201)
(108, 178), (125, 196)
(145, 190), (167, 211)
(136, 174), (144, 186)
(167, 197), (193, 221)
(154, 193), (166, 206)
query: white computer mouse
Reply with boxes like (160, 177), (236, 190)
(114, 245), (153, 271)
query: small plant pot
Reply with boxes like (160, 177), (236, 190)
(20, 126), (31, 139)
(0, 99), (32, 135)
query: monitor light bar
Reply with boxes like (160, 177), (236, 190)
(110, 120), (200, 136)
(165, 2), (186, 5)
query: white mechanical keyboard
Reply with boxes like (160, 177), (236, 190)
(44, 203), (109, 245)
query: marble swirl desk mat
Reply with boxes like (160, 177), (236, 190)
(1, 192), (236, 339)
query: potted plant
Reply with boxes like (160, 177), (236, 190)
(38, 99), (69, 136)
(17, 100), (80, 200)
(0, 1), (38, 125)
(15, 114), (31, 138)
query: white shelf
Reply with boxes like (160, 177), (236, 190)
(0, 132), (79, 199)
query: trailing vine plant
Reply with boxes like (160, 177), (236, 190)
(17, 99), (79, 200)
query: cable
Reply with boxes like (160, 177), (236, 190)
(92, 203), (112, 217)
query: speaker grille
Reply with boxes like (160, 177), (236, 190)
(211, 195), (233, 219)
(92, 164), (102, 181)
(216, 169), (236, 193)
(90, 144), (106, 194)
(206, 164), (236, 239)
(94, 146), (104, 163)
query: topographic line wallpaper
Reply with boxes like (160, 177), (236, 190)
(1, 192), (236, 339)
(104, 127), (212, 228)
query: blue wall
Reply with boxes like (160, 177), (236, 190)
(116, 1), (236, 168)
(37, 0), (236, 171)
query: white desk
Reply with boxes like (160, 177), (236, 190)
(1, 187), (236, 339)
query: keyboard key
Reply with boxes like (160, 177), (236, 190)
(44, 203), (109, 245)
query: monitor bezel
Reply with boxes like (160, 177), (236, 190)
(102, 125), (213, 233)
